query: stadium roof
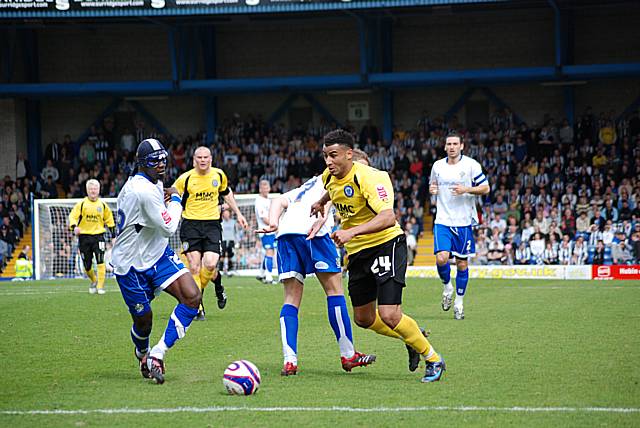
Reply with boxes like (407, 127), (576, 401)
(0, 0), (510, 20)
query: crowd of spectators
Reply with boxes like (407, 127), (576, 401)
(18, 104), (640, 274)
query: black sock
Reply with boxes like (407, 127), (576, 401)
(214, 271), (223, 293)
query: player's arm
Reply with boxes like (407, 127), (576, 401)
(256, 196), (287, 234)
(429, 165), (438, 195)
(308, 201), (333, 240)
(141, 188), (183, 237)
(331, 209), (396, 247)
(331, 171), (397, 247)
(310, 191), (330, 217)
(223, 190), (248, 229)
(68, 201), (82, 236)
(452, 161), (490, 196)
(103, 202), (117, 237)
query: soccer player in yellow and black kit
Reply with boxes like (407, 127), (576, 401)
(68, 179), (116, 295)
(173, 146), (248, 320)
(311, 129), (446, 383)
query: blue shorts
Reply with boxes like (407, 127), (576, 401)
(276, 234), (341, 283)
(115, 246), (190, 316)
(261, 233), (276, 250)
(433, 224), (476, 258)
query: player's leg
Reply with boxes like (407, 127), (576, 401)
(379, 234), (445, 381)
(318, 271), (376, 372)
(115, 269), (155, 380)
(185, 250), (205, 319)
(147, 248), (201, 384)
(451, 226), (474, 320)
(434, 225), (454, 311)
(79, 236), (97, 293)
(261, 234), (276, 284)
(454, 258), (469, 320)
(94, 238), (107, 295)
(280, 277), (303, 375)
(202, 251), (226, 310)
(311, 234), (375, 371)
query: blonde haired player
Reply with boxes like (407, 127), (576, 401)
(172, 146), (248, 320)
(68, 179), (115, 294)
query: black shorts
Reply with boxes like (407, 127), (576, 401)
(347, 234), (407, 307)
(221, 240), (235, 258)
(78, 234), (105, 267)
(180, 219), (222, 254)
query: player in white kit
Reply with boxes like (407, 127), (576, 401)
(256, 175), (375, 376)
(254, 180), (276, 284)
(429, 133), (490, 320)
(111, 139), (201, 384)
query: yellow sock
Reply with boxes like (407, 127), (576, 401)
(193, 272), (202, 291)
(199, 266), (215, 290)
(86, 268), (97, 284)
(393, 314), (441, 363)
(368, 310), (403, 339)
(96, 264), (106, 289)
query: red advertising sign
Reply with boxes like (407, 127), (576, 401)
(591, 265), (640, 280)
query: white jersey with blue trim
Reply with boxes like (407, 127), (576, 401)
(430, 155), (486, 227)
(277, 176), (335, 238)
(111, 174), (183, 275)
(254, 195), (272, 232)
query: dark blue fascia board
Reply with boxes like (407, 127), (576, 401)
(563, 63), (640, 79)
(180, 74), (364, 93)
(0, 80), (174, 97)
(0, 0), (508, 20)
(2, 64), (640, 98)
(369, 66), (558, 87)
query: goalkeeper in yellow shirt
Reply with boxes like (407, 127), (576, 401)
(68, 179), (116, 294)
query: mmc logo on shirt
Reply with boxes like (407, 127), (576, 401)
(335, 202), (355, 217)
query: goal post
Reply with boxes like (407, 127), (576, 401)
(33, 194), (277, 281)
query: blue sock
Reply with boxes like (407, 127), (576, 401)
(130, 324), (149, 355)
(265, 256), (273, 272)
(162, 303), (198, 348)
(261, 257), (266, 272)
(456, 268), (469, 296)
(280, 304), (299, 363)
(437, 263), (451, 284)
(327, 295), (355, 358)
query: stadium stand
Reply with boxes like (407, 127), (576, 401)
(5, 104), (638, 278)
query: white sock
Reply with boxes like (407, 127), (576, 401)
(443, 282), (454, 296)
(149, 338), (168, 361)
(454, 294), (464, 309)
(265, 273), (273, 282)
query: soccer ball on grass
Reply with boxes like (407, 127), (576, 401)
(222, 360), (261, 395)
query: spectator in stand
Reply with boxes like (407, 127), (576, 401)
(571, 236), (588, 265)
(558, 236), (573, 265)
(601, 199), (619, 222)
(515, 242), (531, 265)
(612, 240), (633, 265)
(40, 160), (59, 183)
(630, 231), (640, 262)
(529, 232), (545, 265)
(44, 138), (61, 165)
(41, 176), (58, 199)
(543, 241), (559, 265)
(487, 234), (505, 265)
(15, 153), (31, 181)
(592, 240), (606, 265)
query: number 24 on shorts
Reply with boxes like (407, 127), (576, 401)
(370, 256), (391, 275)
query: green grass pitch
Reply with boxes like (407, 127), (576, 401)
(1, 277), (639, 427)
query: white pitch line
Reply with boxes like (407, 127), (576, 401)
(1, 405), (639, 416)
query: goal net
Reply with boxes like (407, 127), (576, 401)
(33, 194), (275, 280)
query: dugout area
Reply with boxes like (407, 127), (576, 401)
(0, 0), (639, 173)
